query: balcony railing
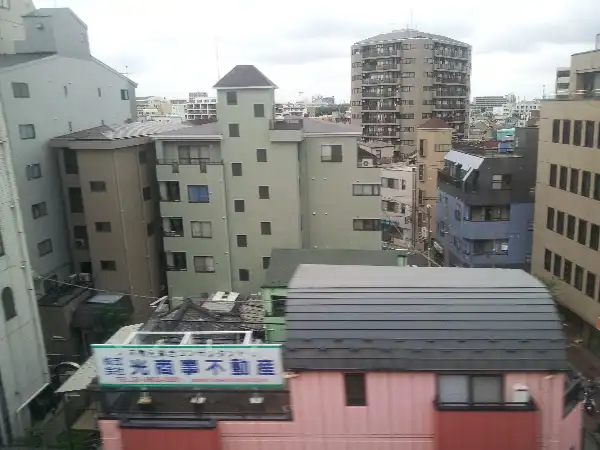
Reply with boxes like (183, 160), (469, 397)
(362, 50), (398, 58)
(434, 399), (536, 412)
(269, 119), (303, 130)
(94, 388), (291, 421)
(157, 158), (222, 166)
(437, 170), (462, 188)
(362, 91), (397, 98)
(363, 78), (397, 85)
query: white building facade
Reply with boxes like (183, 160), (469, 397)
(381, 164), (415, 247)
(186, 92), (217, 121)
(0, 0), (35, 54)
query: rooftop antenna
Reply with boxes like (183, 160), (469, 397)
(542, 84), (547, 100)
(215, 36), (221, 80)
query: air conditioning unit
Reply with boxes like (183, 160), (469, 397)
(512, 383), (530, 403)
(74, 239), (86, 249)
(79, 273), (92, 282)
(360, 159), (375, 168)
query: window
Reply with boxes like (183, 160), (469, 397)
(586, 272), (597, 299)
(142, 186), (151, 201)
(573, 120), (582, 146)
(382, 177), (399, 189)
(556, 211), (565, 235)
(163, 217), (184, 237)
(32, 202), (47, 219)
(74, 226), (88, 249)
(437, 375), (502, 405)
(590, 224), (599, 251)
(1, 287), (16, 321)
(261, 221), (272, 235)
(262, 256), (271, 269)
(321, 144), (343, 162)
(146, 221), (155, 236)
(254, 104), (265, 117)
(594, 173), (600, 200)
(578, 219), (588, 245)
(566, 214), (576, 239)
(0, 0), (8, 9)
(0, 231), (4, 256)
(491, 174), (511, 190)
(160, 181), (181, 202)
(552, 119), (560, 143)
(562, 120), (571, 144)
(138, 150), (147, 164)
(419, 139), (426, 156)
(238, 269), (250, 281)
(191, 221), (212, 238)
(12, 82), (29, 98)
(19, 124), (35, 139)
(570, 169), (579, 194)
(582, 171), (591, 197)
(353, 184), (380, 196)
(63, 148), (79, 174)
(418, 165), (425, 182)
(68, 187), (84, 213)
(585, 121), (595, 147)
(226, 91), (237, 105)
(101, 260), (117, 271)
(256, 148), (267, 162)
(382, 200), (397, 212)
(26, 164), (41, 180)
(564, 259), (573, 284)
(194, 256), (215, 273)
(229, 123), (240, 137)
(546, 207), (555, 230)
(259, 185), (270, 199)
(558, 166), (568, 190)
(237, 235), (247, 247)
(37, 239), (53, 256)
(234, 199), (245, 212)
(90, 181), (106, 192)
(544, 249), (552, 272)
(575, 265), (584, 290)
(353, 219), (381, 231)
(553, 254), (562, 277)
(344, 373), (366, 406)
(549, 164), (557, 187)
(232, 162), (243, 176)
(188, 185), (210, 203)
(418, 189), (424, 205)
(95, 222), (112, 233)
(166, 251), (187, 271)
(120, 89), (129, 100)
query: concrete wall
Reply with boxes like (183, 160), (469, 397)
(0, 55), (136, 283)
(0, 0), (35, 54)
(381, 165), (415, 245)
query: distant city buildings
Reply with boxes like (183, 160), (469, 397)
(185, 91), (217, 121)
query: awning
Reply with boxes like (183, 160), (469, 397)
(56, 324), (142, 393)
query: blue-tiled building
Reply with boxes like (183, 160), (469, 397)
(434, 127), (539, 270)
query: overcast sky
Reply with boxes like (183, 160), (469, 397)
(37, 0), (600, 102)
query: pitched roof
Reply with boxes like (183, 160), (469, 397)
(213, 65), (277, 89)
(0, 53), (55, 70)
(356, 29), (468, 46)
(263, 249), (401, 288)
(419, 117), (452, 129)
(153, 122), (220, 137)
(53, 122), (189, 141)
(284, 265), (568, 372)
(302, 118), (361, 134)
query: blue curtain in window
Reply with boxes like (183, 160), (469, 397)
(188, 185), (209, 203)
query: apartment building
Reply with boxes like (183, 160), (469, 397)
(351, 29), (471, 154)
(531, 47), (600, 360)
(0, 97), (49, 444)
(381, 164), (415, 246)
(186, 92), (217, 121)
(136, 96), (172, 120)
(50, 122), (187, 321)
(0, 0), (35, 54)
(0, 8), (137, 297)
(414, 118), (453, 252)
(556, 67), (571, 96)
(471, 95), (507, 110)
(436, 128), (538, 269)
(153, 65), (381, 296)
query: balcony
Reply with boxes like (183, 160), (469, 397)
(269, 119), (303, 142)
(94, 388), (291, 422)
(434, 50), (470, 60)
(437, 170), (462, 189)
(362, 50), (399, 59)
(157, 158), (223, 175)
(362, 103), (396, 112)
(363, 78), (397, 85)
(362, 91), (397, 99)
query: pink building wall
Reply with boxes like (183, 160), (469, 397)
(98, 371), (582, 450)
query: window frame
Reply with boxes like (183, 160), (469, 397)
(1, 287), (17, 321)
(101, 260), (117, 271)
(188, 185), (210, 203)
(232, 162), (243, 176)
(90, 181), (106, 192)
(260, 221), (272, 235)
(344, 373), (367, 406)
(236, 234), (248, 247)
(191, 220), (212, 238)
(95, 222), (112, 233)
(437, 374), (504, 406)
(549, 164), (557, 187)
(254, 103), (265, 118)
(256, 148), (267, 162)
(194, 256), (215, 273)
(234, 199), (245, 212)
(228, 123), (240, 137)
(120, 89), (130, 100)
(353, 183), (380, 196)
(19, 124), (36, 139)
(262, 256), (271, 270)
(37, 239), (53, 257)
(321, 144), (343, 162)
(226, 91), (237, 105)
(31, 201), (48, 219)
(12, 82), (30, 98)
(239, 268), (250, 281)
(258, 185), (270, 199)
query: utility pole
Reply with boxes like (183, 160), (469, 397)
(426, 204), (432, 267)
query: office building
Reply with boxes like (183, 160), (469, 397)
(0, 8), (137, 298)
(0, 103), (49, 443)
(436, 128), (538, 269)
(153, 65), (381, 296)
(471, 95), (508, 110)
(0, 0), (35, 54)
(531, 46), (600, 360)
(351, 29), (470, 154)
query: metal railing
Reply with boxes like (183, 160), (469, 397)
(269, 119), (303, 130)
(434, 399), (536, 411)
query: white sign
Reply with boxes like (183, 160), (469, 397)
(92, 344), (284, 388)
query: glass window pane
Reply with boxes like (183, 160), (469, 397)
(472, 376), (502, 403)
(438, 375), (468, 403)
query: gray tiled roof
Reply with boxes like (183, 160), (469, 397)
(302, 118), (361, 134)
(213, 65), (277, 89)
(356, 29), (468, 46)
(264, 249), (401, 288)
(0, 53), (54, 69)
(54, 122), (189, 141)
(153, 122), (220, 137)
(284, 265), (568, 372)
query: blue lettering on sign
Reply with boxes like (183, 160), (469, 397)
(155, 360), (174, 376)
(257, 359), (276, 376)
(180, 359), (199, 375)
(230, 359), (250, 376)
(130, 359), (150, 375)
(206, 359), (225, 375)
(103, 357), (123, 366)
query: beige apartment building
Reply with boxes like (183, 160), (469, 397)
(153, 65), (382, 298)
(531, 47), (600, 358)
(414, 118), (453, 252)
(51, 122), (185, 320)
(351, 29), (470, 155)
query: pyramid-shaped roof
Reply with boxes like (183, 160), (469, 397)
(213, 65), (277, 89)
